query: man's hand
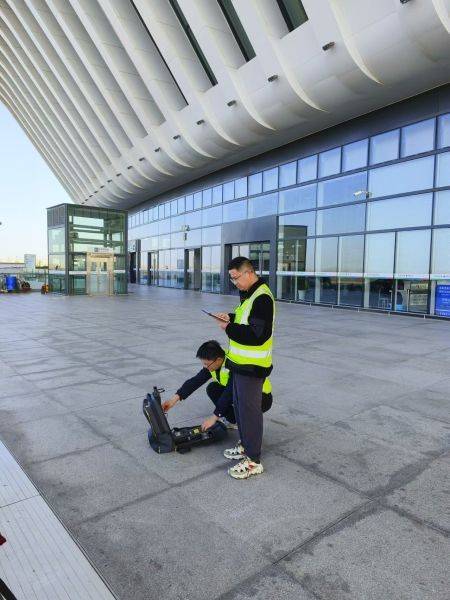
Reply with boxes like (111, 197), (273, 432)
(201, 414), (219, 431)
(214, 312), (230, 322)
(162, 394), (180, 413)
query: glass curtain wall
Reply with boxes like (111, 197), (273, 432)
(129, 111), (450, 315)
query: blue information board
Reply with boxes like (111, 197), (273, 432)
(435, 284), (450, 317)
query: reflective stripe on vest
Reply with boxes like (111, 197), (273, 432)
(211, 352), (272, 393)
(228, 283), (274, 369)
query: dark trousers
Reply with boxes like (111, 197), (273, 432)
(206, 381), (273, 427)
(232, 373), (264, 463)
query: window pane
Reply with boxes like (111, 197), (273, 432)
(368, 155), (434, 198)
(248, 193), (278, 218)
(365, 232), (395, 276)
(342, 139), (368, 172)
(164, 203), (171, 218)
(317, 171), (368, 207)
(223, 199), (247, 222)
(159, 218), (170, 235)
(185, 228), (202, 246)
(170, 200), (178, 215)
(263, 167), (278, 191)
(401, 118), (435, 157)
(370, 129), (399, 164)
(158, 204), (164, 219)
(171, 214), (185, 232)
(185, 194), (194, 211)
(234, 177), (247, 198)
(218, 0), (256, 62)
(277, 0), (308, 31)
(202, 226), (221, 245)
(248, 172), (262, 195)
(319, 147), (341, 178)
(395, 229), (431, 277)
(438, 113), (450, 149)
(170, 232), (184, 247)
(434, 190), (450, 225)
(277, 238), (315, 273)
(316, 237), (338, 273)
(177, 197), (185, 213)
(48, 228), (65, 253)
(316, 203), (365, 235)
(278, 211), (316, 237)
(431, 228), (450, 276)
(436, 151), (450, 187)
(194, 192), (202, 210)
(223, 181), (235, 201)
(339, 235), (364, 274)
(185, 210), (202, 229)
(298, 155), (317, 183)
(279, 162), (297, 187)
(202, 188), (212, 207)
(279, 183), (316, 213)
(202, 205), (222, 226)
(367, 193), (432, 231)
(212, 185), (222, 204)
(152, 207), (158, 221)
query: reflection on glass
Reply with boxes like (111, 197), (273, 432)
(184, 228), (202, 247)
(263, 168), (278, 191)
(339, 235), (364, 274)
(248, 172), (262, 195)
(248, 193), (278, 218)
(48, 254), (65, 270)
(202, 188), (212, 207)
(365, 232), (395, 276)
(431, 228), (450, 276)
(194, 192), (202, 210)
(48, 228), (65, 253)
(317, 171), (367, 207)
(339, 278), (363, 307)
(279, 211), (316, 237)
(366, 193), (432, 231)
(279, 162), (297, 188)
(234, 177), (247, 198)
(395, 229), (431, 276)
(368, 279), (394, 310)
(434, 191), (450, 225)
(298, 155), (317, 183)
(212, 185), (223, 204)
(316, 204), (365, 235)
(171, 214), (185, 232)
(277, 273), (315, 302)
(369, 155), (434, 198)
(185, 210), (202, 229)
(277, 238), (315, 273)
(202, 226), (222, 245)
(342, 139), (368, 172)
(370, 129), (399, 164)
(223, 199), (247, 222)
(438, 113), (450, 149)
(71, 254), (86, 271)
(401, 118), (435, 157)
(223, 181), (235, 202)
(202, 205), (222, 226)
(319, 147), (341, 178)
(319, 277), (338, 303)
(316, 237), (338, 273)
(436, 151), (450, 187)
(279, 184), (316, 213)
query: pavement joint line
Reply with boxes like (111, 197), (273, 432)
(378, 500), (450, 537)
(382, 400), (450, 426)
(0, 493), (41, 510)
(24, 442), (111, 467)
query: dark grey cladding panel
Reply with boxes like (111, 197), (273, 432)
(222, 215), (277, 245)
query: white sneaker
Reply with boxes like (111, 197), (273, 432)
(228, 458), (264, 480)
(223, 443), (245, 460)
(220, 418), (238, 430)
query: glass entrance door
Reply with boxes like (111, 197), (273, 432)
(185, 248), (201, 290)
(229, 241), (270, 293)
(86, 254), (114, 295)
(395, 279), (430, 313)
(148, 252), (158, 286)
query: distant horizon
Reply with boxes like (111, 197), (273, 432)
(0, 102), (72, 263)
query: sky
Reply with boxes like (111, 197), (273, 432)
(0, 102), (71, 264)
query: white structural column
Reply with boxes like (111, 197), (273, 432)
(0, 0), (449, 208)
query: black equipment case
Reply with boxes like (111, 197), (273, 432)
(143, 386), (228, 453)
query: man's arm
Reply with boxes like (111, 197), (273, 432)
(163, 368), (211, 411)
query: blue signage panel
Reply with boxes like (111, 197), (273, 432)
(435, 284), (450, 317)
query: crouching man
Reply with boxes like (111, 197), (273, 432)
(162, 340), (272, 431)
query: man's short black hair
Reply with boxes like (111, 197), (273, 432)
(196, 340), (225, 361)
(227, 256), (255, 272)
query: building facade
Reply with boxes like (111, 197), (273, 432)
(128, 87), (450, 317)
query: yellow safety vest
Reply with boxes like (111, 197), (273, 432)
(211, 351), (272, 393)
(227, 283), (275, 370)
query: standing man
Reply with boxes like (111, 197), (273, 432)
(214, 256), (275, 480)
